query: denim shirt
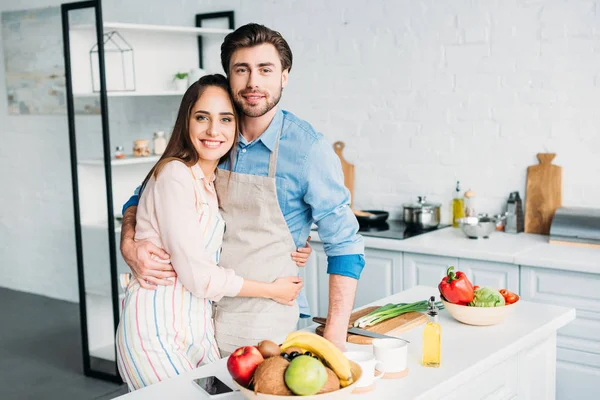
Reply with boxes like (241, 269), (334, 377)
(123, 107), (365, 318)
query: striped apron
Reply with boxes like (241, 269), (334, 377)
(115, 167), (222, 391)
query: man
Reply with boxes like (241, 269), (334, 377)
(120, 23), (364, 350)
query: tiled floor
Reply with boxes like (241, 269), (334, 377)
(0, 287), (128, 399)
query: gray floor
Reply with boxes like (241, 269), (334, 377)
(0, 287), (129, 400)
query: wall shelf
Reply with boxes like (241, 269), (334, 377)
(78, 155), (160, 166)
(74, 90), (185, 98)
(70, 21), (233, 36)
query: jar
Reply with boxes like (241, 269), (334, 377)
(115, 146), (126, 159)
(153, 131), (167, 155)
(133, 139), (151, 157)
(464, 189), (476, 217)
(495, 214), (506, 231)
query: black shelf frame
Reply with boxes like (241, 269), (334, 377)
(61, 0), (120, 382)
(195, 11), (235, 69)
(61, 0), (236, 383)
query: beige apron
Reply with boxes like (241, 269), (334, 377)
(213, 126), (299, 354)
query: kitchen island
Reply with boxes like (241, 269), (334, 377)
(115, 286), (575, 400)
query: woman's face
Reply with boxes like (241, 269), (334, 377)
(189, 86), (236, 164)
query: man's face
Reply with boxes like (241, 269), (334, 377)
(228, 43), (289, 118)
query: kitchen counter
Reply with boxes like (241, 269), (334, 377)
(310, 227), (599, 274)
(115, 286), (575, 400)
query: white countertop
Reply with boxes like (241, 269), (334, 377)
(311, 227), (600, 274)
(115, 286), (575, 400)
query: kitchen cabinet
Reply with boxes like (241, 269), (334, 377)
(520, 266), (600, 400)
(458, 259), (520, 294)
(403, 253), (519, 294)
(403, 253), (458, 290)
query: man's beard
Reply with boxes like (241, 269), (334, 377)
(235, 86), (283, 118)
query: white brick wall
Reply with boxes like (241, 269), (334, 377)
(1, 0), (599, 301)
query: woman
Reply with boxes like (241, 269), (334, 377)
(115, 74), (306, 391)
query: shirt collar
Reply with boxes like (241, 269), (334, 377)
(192, 163), (216, 183)
(238, 107), (283, 152)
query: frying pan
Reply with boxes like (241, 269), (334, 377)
(354, 209), (389, 224)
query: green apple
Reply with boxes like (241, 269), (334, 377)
(284, 355), (327, 395)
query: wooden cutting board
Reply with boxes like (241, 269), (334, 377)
(333, 141), (355, 209)
(314, 307), (427, 345)
(525, 153), (562, 234)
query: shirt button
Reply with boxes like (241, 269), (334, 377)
(242, 149), (247, 153)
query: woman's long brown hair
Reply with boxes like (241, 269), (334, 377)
(140, 74), (238, 193)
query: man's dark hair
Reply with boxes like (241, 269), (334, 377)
(221, 23), (293, 74)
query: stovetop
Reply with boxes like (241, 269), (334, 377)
(358, 219), (450, 240)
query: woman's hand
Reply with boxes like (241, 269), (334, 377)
(291, 236), (312, 267)
(269, 276), (303, 305)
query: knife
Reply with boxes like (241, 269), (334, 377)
(312, 317), (410, 343)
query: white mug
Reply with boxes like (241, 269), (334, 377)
(344, 351), (385, 388)
(372, 338), (408, 373)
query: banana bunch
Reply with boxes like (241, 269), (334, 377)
(281, 331), (354, 387)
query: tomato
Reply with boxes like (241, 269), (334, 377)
(499, 289), (519, 305)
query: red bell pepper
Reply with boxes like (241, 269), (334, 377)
(438, 266), (475, 305)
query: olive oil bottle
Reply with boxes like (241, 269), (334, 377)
(422, 296), (441, 368)
(452, 181), (465, 228)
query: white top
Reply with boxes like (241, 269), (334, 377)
(310, 227), (600, 274)
(114, 286), (575, 400)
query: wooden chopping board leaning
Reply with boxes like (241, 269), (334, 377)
(525, 153), (562, 235)
(333, 141), (355, 209)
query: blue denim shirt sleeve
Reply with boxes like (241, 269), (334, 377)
(121, 185), (142, 215)
(303, 137), (365, 279)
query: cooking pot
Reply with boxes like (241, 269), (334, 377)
(402, 196), (441, 229)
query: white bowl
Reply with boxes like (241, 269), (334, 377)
(233, 360), (362, 400)
(441, 297), (519, 326)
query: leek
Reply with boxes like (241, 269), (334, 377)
(353, 300), (445, 328)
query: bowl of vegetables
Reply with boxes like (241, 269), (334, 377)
(439, 267), (519, 326)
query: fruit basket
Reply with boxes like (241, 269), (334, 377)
(441, 297), (519, 326)
(227, 332), (363, 399)
(233, 360), (362, 400)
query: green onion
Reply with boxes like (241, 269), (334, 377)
(353, 300), (445, 328)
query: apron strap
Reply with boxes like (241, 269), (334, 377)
(267, 122), (284, 178)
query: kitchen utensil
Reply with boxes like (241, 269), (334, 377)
(343, 351), (385, 392)
(549, 207), (600, 248)
(353, 209), (389, 225)
(505, 191), (524, 233)
(525, 153), (562, 234)
(457, 215), (497, 239)
(441, 297), (519, 326)
(312, 317), (409, 342)
(233, 360), (363, 400)
(333, 141), (355, 208)
(313, 307), (426, 345)
(402, 196), (441, 229)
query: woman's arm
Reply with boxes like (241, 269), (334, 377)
(151, 162), (302, 304)
(152, 161), (243, 301)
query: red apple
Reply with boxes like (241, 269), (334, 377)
(226, 346), (264, 386)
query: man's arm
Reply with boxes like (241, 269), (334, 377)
(303, 138), (365, 350)
(323, 275), (358, 350)
(120, 188), (175, 290)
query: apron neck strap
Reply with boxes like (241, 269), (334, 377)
(267, 122), (283, 178)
